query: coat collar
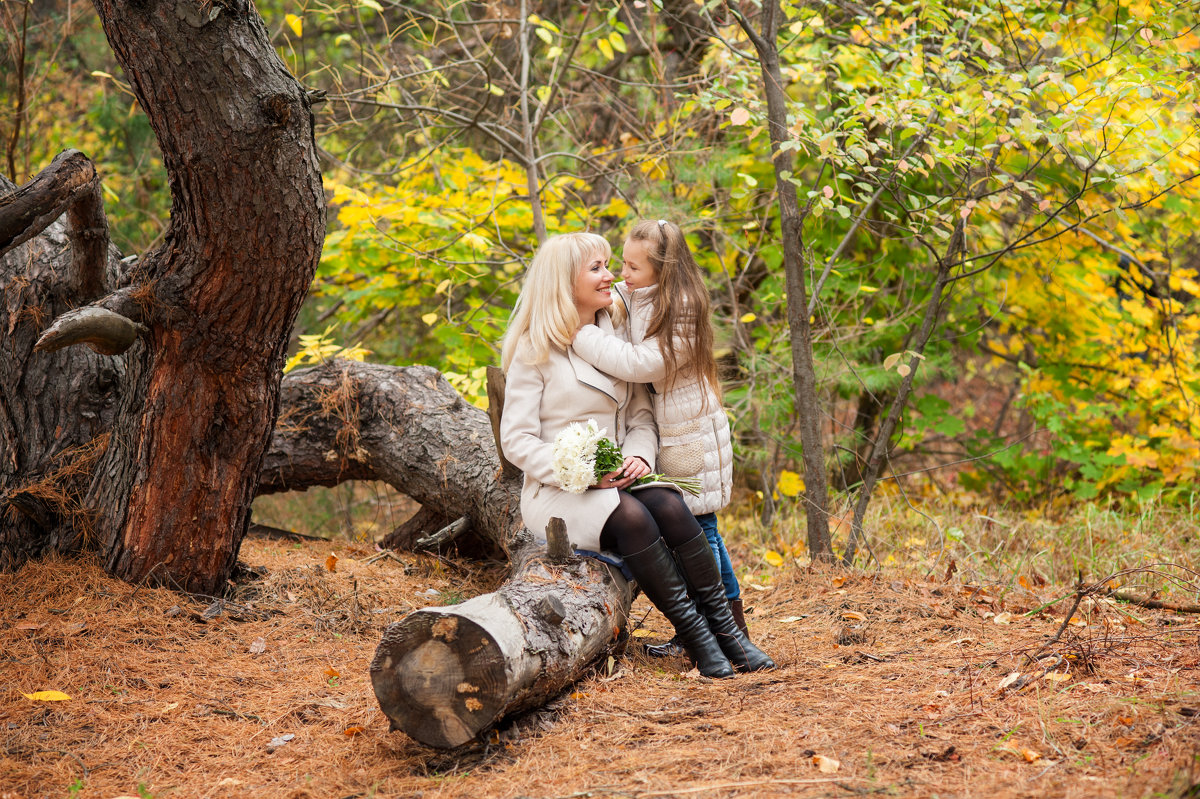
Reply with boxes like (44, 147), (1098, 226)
(568, 311), (619, 402)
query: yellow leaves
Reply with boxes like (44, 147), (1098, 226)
(325, 553), (338, 572)
(285, 13), (303, 37)
(763, 550), (784, 567)
(284, 327), (371, 374)
(739, 313), (757, 324)
(777, 469), (804, 497)
(23, 690), (70, 701)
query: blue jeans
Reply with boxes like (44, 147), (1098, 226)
(695, 512), (739, 601)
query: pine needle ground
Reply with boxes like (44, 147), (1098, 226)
(1, 533), (1197, 799)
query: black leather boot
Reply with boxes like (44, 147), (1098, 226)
(624, 538), (735, 678)
(644, 635), (685, 658)
(730, 598), (748, 636)
(672, 534), (776, 672)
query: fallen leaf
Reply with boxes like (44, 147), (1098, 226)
(324, 666), (340, 679)
(1021, 747), (1041, 763)
(325, 553), (338, 572)
(745, 583), (772, 592)
(948, 636), (976, 645)
(1117, 715), (1134, 725)
(15, 622), (44, 631)
(631, 629), (656, 638)
(780, 616), (807, 623)
(343, 726), (365, 736)
(813, 754), (840, 773)
(831, 576), (847, 588)
(1018, 575), (1031, 590)
(997, 672), (1022, 691)
(841, 611), (866, 621)
(160, 702), (179, 713)
(249, 637), (267, 655)
(993, 612), (1014, 625)
(1079, 683), (1107, 693)
(267, 733), (295, 751)
(1043, 671), (1071, 682)
(22, 690), (70, 702)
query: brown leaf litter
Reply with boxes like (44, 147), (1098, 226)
(1, 538), (1197, 798)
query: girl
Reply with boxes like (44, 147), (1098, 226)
(500, 232), (772, 677)
(571, 219), (750, 653)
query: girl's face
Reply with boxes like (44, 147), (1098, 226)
(573, 250), (614, 323)
(620, 238), (658, 289)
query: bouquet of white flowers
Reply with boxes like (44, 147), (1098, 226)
(551, 419), (702, 496)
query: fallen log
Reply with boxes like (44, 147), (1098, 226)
(260, 361), (639, 748)
(370, 541), (631, 749)
(260, 360), (524, 559)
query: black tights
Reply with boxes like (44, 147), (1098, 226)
(598, 488), (701, 556)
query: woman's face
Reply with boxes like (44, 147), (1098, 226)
(620, 238), (657, 289)
(574, 250), (614, 323)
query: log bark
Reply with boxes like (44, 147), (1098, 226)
(370, 546), (631, 749)
(260, 359), (524, 559)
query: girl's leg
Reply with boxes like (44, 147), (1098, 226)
(636, 489), (775, 672)
(599, 493), (733, 678)
(694, 512), (740, 601)
(694, 512), (748, 635)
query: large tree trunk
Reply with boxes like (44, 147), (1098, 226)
(0, 1), (325, 594)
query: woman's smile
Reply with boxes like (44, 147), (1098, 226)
(574, 252), (615, 324)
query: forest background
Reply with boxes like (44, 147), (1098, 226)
(3, 0), (1200, 590)
(2, 1), (1200, 797)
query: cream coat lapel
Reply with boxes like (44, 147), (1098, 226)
(568, 313), (619, 402)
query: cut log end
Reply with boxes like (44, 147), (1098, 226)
(35, 306), (145, 355)
(370, 611), (508, 749)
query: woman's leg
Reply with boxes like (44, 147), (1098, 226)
(599, 493), (733, 678)
(636, 489), (775, 672)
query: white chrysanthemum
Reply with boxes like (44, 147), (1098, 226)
(552, 419), (607, 494)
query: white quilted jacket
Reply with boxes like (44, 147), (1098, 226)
(572, 282), (733, 515)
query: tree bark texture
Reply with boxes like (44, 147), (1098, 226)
(260, 360), (525, 559)
(81, 0), (325, 593)
(735, 0), (832, 559)
(0, 168), (125, 569)
(0, 1), (325, 594)
(371, 550), (631, 749)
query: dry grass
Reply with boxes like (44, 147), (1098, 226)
(1, 533), (1197, 799)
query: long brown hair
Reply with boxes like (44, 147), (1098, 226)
(626, 219), (720, 399)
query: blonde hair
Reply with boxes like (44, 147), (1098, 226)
(625, 219), (720, 399)
(501, 232), (612, 370)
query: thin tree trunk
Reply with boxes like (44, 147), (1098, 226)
(731, 0), (831, 559)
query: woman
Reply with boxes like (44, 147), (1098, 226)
(500, 232), (773, 677)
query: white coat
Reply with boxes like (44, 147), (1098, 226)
(500, 311), (659, 552)
(572, 282), (733, 515)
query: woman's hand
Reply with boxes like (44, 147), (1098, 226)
(593, 456), (651, 490)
